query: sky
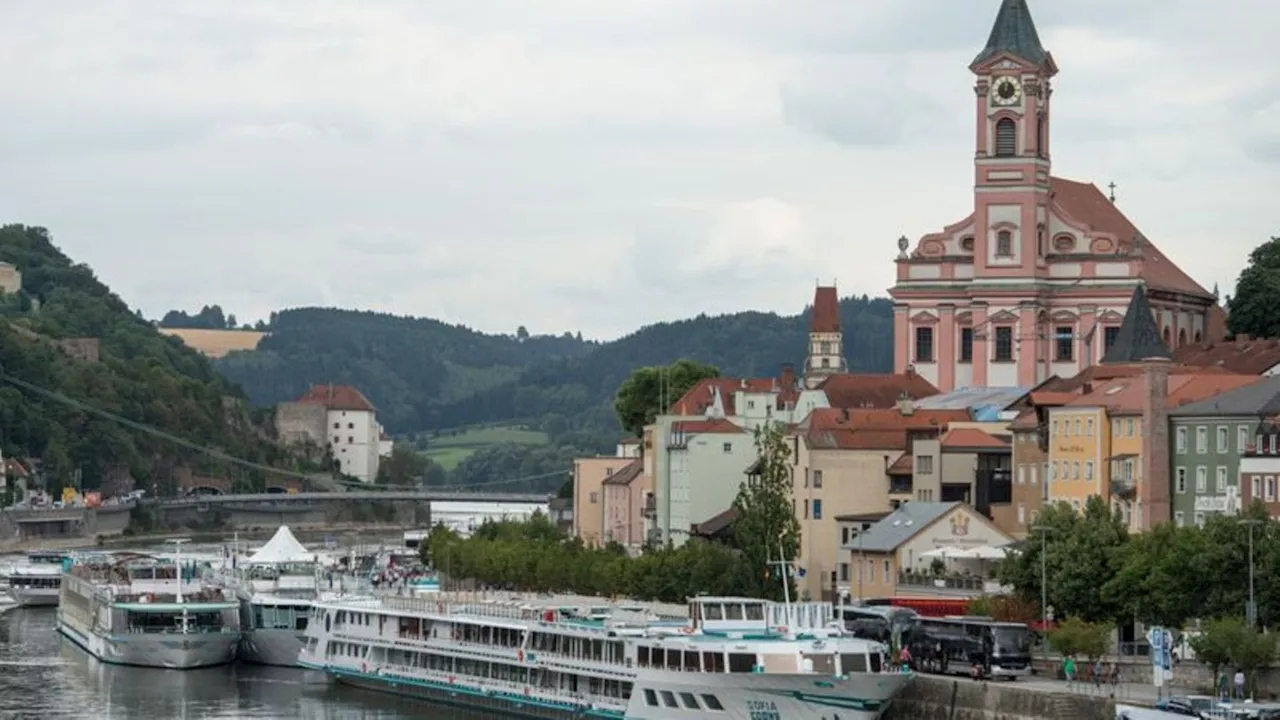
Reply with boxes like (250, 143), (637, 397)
(0, 0), (1275, 340)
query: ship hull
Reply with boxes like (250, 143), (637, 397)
(57, 615), (239, 669)
(238, 628), (307, 667)
(11, 587), (60, 607)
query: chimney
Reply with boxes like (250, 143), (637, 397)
(1140, 360), (1173, 530)
(898, 392), (916, 416)
(780, 363), (796, 390)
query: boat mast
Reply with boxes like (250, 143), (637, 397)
(167, 537), (190, 604)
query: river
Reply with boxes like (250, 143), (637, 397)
(0, 608), (499, 719)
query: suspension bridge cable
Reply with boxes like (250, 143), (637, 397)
(0, 370), (568, 492)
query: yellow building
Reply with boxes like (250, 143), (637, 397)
(1045, 405), (1108, 512)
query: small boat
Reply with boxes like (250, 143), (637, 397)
(3, 550), (67, 606)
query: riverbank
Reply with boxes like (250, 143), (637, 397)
(0, 523), (416, 553)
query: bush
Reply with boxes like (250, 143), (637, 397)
(1047, 617), (1111, 660)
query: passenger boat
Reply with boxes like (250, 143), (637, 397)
(3, 550), (68, 606)
(56, 541), (241, 669)
(299, 592), (911, 719)
(223, 525), (345, 667)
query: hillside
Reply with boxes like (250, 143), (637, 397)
(211, 295), (895, 443)
(0, 224), (300, 496)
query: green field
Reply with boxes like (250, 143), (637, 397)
(421, 424), (548, 470)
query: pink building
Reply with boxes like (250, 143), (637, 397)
(602, 457), (649, 549)
(889, 0), (1225, 393)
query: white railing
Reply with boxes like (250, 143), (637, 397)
(370, 661), (627, 712)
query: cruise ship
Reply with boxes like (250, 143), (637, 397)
(3, 550), (67, 607)
(299, 592), (911, 719)
(56, 545), (241, 669)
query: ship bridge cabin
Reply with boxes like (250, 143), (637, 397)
(688, 597), (837, 637)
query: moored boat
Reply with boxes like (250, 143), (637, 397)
(56, 540), (240, 669)
(299, 592), (911, 719)
(3, 550), (67, 607)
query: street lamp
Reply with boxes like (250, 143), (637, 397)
(1241, 518), (1263, 629)
(1031, 524), (1053, 657)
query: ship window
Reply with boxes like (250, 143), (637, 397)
(680, 692), (700, 709)
(651, 648), (665, 667)
(701, 694), (725, 711)
(704, 604), (724, 620)
(728, 653), (756, 673)
(643, 689), (658, 706)
(683, 650), (700, 671)
(745, 604), (764, 621)
(703, 651), (725, 673)
(725, 604), (744, 621)
(660, 690), (679, 708)
(842, 653), (869, 673)
(637, 646), (649, 667)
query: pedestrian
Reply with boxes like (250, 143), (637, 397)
(1108, 660), (1120, 698)
(1234, 668), (1246, 700)
(1218, 669), (1229, 701)
(1093, 658), (1104, 692)
(899, 645), (913, 672)
(1063, 655), (1076, 689)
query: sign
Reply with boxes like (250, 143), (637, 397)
(1147, 626), (1174, 685)
(950, 514), (971, 537)
(746, 701), (781, 720)
(1194, 495), (1230, 513)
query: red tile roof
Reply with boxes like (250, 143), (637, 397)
(1050, 177), (1210, 299)
(297, 384), (377, 412)
(1009, 408), (1039, 431)
(886, 453), (913, 475)
(669, 373), (801, 416)
(672, 419), (744, 434)
(1174, 337), (1280, 375)
(800, 407), (970, 451)
(812, 286), (841, 333)
(3, 458), (28, 478)
(601, 458), (644, 487)
(1067, 373), (1259, 414)
(939, 427), (1010, 451)
(819, 372), (940, 410)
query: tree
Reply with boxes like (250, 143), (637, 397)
(1191, 618), (1277, 697)
(731, 422), (800, 601)
(1047, 617), (1111, 660)
(516, 325), (529, 341)
(967, 594), (1038, 624)
(1228, 236), (1280, 339)
(1104, 521), (1208, 629)
(613, 359), (720, 437)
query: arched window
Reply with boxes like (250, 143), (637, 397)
(996, 230), (1013, 257)
(1194, 330), (1203, 343)
(1178, 329), (1187, 348)
(1036, 114), (1045, 158)
(1163, 327), (1172, 346)
(995, 118), (1017, 157)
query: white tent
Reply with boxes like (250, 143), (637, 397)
(247, 526), (314, 564)
(920, 546), (966, 559)
(964, 545), (1009, 560)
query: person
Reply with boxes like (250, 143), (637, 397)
(1093, 659), (1104, 692)
(1234, 668), (1246, 700)
(899, 645), (913, 672)
(1108, 660), (1120, 698)
(1063, 655), (1076, 689)
(1218, 669), (1230, 702)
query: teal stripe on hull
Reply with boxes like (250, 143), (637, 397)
(301, 661), (625, 719)
(758, 688), (886, 711)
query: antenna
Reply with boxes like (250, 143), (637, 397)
(1108, 181), (1117, 203)
(166, 537), (191, 604)
(766, 543), (794, 612)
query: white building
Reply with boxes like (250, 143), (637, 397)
(280, 385), (384, 483)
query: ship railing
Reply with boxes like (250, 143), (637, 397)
(375, 662), (627, 710)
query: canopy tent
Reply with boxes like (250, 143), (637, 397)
(920, 546), (966, 559)
(920, 545), (1009, 560)
(247, 525), (314, 564)
(963, 545), (1009, 560)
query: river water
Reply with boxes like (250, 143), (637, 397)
(0, 607), (501, 719)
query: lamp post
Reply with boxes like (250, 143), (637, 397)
(1031, 524), (1053, 658)
(1242, 518), (1262, 629)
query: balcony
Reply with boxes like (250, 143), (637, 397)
(897, 571), (1009, 599)
(642, 495), (656, 519)
(1110, 476), (1136, 500)
(889, 477), (913, 495)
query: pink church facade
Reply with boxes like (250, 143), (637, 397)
(888, 0), (1226, 393)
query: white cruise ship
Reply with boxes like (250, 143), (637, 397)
(299, 592), (911, 719)
(225, 525), (370, 667)
(3, 550), (67, 606)
(56, 545), (241, 669)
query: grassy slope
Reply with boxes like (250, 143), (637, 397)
(420, 424), (549, 470)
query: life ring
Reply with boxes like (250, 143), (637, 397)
(680, 627), (693, 635)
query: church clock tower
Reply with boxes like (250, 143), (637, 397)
(970, 0), (1057, 279)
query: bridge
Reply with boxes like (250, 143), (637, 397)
(148, 491), (554, 508)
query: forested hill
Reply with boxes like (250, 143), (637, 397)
(0, 225), (292, 495)
(212, 296), (894, 436)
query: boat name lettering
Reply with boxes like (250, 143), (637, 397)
(746, 700), (782, 720)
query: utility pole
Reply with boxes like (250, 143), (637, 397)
(1032, 524), (1053, 659)
(1243, 518), (1262, 629)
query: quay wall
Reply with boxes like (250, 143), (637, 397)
(886, 676), (1114, 720)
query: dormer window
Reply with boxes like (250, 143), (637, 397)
(996, 230), (1013, 257)
(995, 118), (1017, 157)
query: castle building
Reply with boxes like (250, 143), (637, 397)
(888, 0), (1225, 393)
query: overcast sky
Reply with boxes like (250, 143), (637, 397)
(0, 1), (1275, 340)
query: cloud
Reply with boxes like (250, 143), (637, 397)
(0, 0), (1275, 339)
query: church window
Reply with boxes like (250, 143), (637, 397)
(821, 358), (830, 368)
(1036, 114), (1045, 158)
(996, 231), (1013, 257)
(1178, 329), (1187, 348)
(1054, 326), (1074, 362)
(1194, 330), (1203, 343)
(1163, 327), (1172, 347)
(1104, 326), (1120, 352)
(959, 328), (974, 363)
(820, 342), (831, 354)
(994, 118), (1017, 157)
(960, 236), (975, 252)
(993, 327), (1014, 362)
(915, 327), (934, 363)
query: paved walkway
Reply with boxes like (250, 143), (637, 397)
(947, 674), (1196, 707)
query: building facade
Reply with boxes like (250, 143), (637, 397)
(645, 418), (754, 547)
(276, 385), (385, 483)
(573, 443), (642, 546)
(1009, 409), (1048, 536)
(888, 0), (1223, 393)
(1169, 376), (1279, 526)
(1239, 427), (1280, 517)
(0, 261), (21, 295)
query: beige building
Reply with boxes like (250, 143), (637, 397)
(0, 261), (20, 295)
(573, 441), (641, 546)
(839, 501), (1014, 601)
(790, 403), (970, 601)
(909, 423), (1016, 535)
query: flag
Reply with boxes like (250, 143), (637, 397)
(794, 567), (807, 579)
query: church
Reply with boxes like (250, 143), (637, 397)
(888, 0), (1226, 393)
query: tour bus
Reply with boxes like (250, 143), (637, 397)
(839, 604), (919, 648)
(911, 616), (1033, 679)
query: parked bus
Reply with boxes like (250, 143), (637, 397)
(908, 616), (1033, 679)
(838, 605), (919, 648)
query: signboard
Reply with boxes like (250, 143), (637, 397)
(1147, 626), (1174, 686)
(1194, 495), (1230, 513)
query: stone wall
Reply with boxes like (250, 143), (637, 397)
(1032, 657), (1280, 699)
(276, 402), (328, 449)
(886, 676), (1114, 720)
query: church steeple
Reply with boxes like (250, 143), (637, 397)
(1102, 284), (1174, 364)
(804, 285), (845, 388)
(971, 0), (1052, 70)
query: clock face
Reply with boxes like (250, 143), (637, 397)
(993, 77), (1022, 106)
